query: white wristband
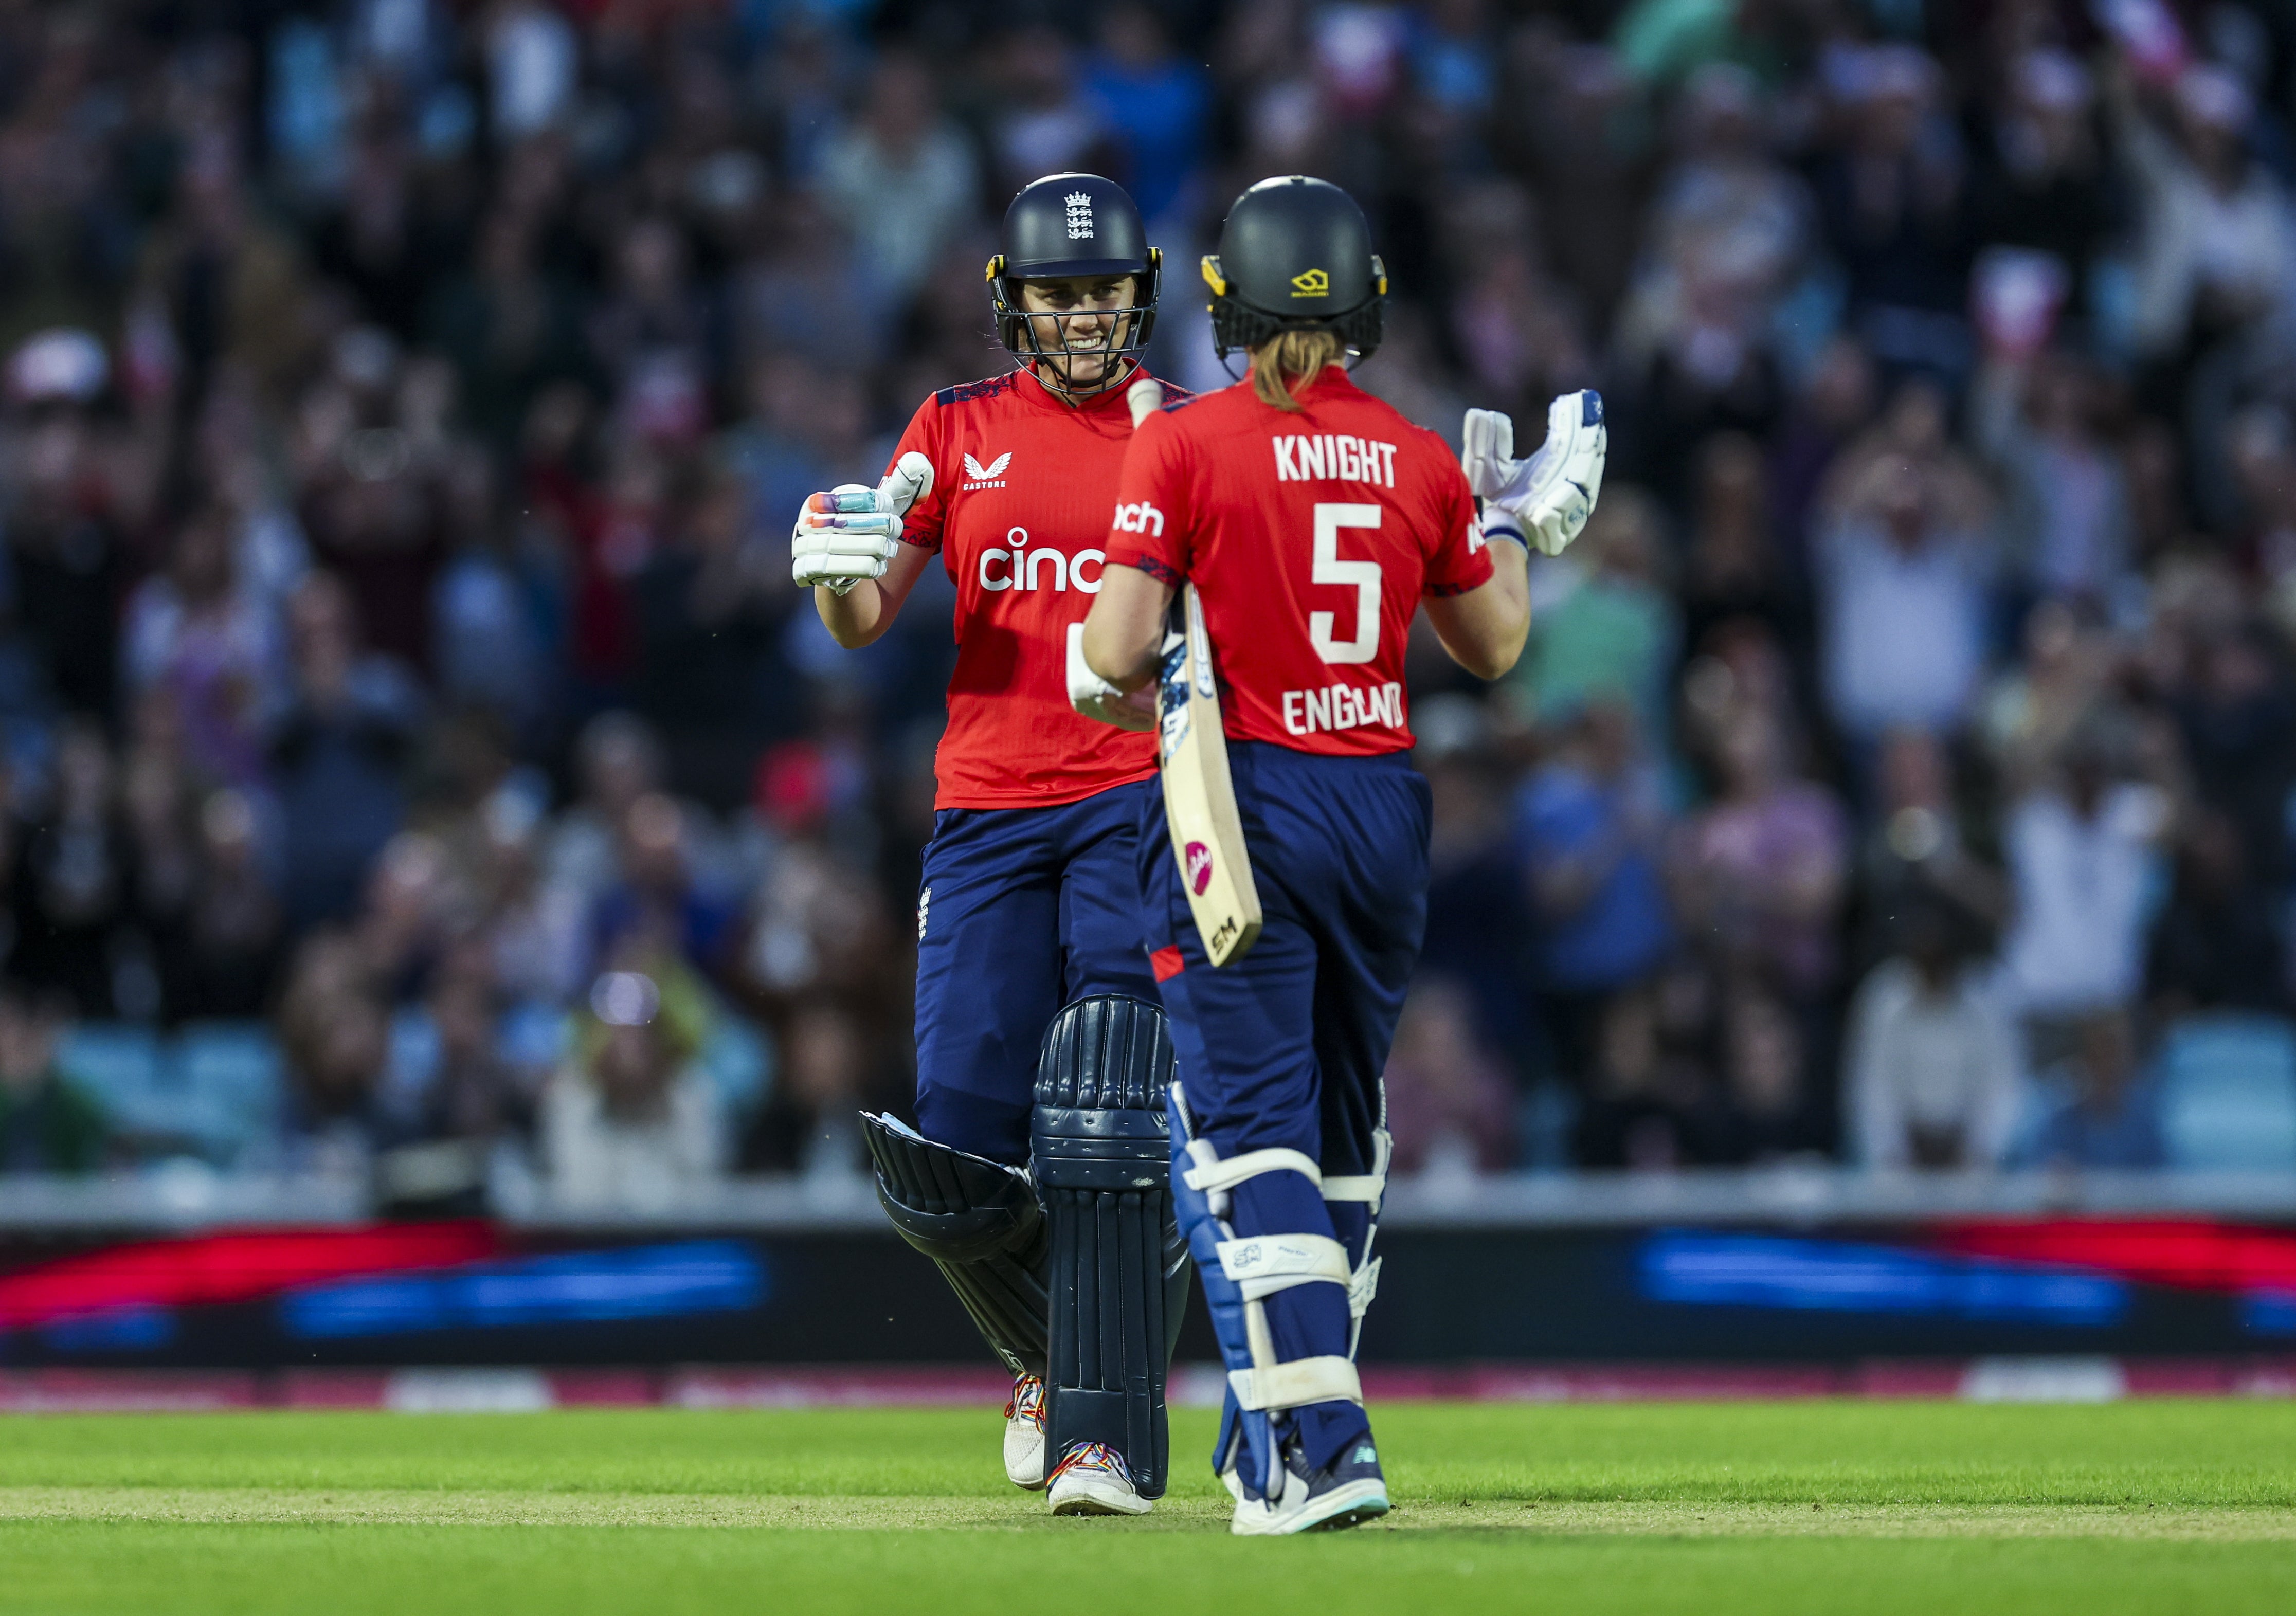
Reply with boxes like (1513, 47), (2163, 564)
(1480, 514), (1531, 553)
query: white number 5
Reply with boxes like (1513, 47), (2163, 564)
(1310, 502), (1383, 665)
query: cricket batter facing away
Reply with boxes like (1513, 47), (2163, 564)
(792, 173), (1193, 1516)
(1079, 175), (1605, 1534)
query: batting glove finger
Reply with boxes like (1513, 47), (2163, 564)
(1526, 393), (1605, 555)
(795, 514), (902, 550)
(794, 480), (899, 590)
(793, 548), (893, 590)
(796, 484), (902, 537)
(1460, 407), (1515, 500)
(880, 451), (933, 516)
(792, 533), (898, 590)
(1487, 391), (1606, 556)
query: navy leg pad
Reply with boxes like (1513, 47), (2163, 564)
(1032, 995), (1189, 1499)
(863, 1112), (1049, 1379)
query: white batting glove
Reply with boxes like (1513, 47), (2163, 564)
(1066, 622), (1156, 731)
(1463, 391), (1606, 556)
(793, 451), (934, 593)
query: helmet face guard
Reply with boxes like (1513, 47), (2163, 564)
(987, 173), (1162, 401)
(987, 246), (1162, 399)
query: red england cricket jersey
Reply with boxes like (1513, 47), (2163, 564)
(890, 367), (1181, 809)
(1106, 367), (1492, 756)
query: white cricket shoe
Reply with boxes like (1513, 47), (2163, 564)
(1047, 1442), (1153, 1516)
(1004, 1374), (1048, 1490)
(1230, 1433), (1389, 1536)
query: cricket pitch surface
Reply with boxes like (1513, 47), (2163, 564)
(2, 1401), (2290, 1612)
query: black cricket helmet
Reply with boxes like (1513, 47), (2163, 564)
(986, 172), (1161, 396)
(1201, 175), (1387, 365)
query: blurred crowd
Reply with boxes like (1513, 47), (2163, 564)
(3, 0), (2296, 1201)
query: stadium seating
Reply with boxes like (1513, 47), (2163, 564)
(701, 1016), (772, 1120)
(58, 1022), (283, 1166)
(56, 1024), (165, 1136)
(2157, 1014), (2296, 1172)
(171, 1023), (288, 1164)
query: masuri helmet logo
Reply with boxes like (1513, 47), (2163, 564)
(1289, 268), (1329, 297)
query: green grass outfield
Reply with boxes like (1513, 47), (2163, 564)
(1, 1401), (2292, 1614)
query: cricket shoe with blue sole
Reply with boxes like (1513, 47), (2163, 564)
(1004, 1375), (1048, 1490)
(1047, 1442), (1153, 1516)
(1231, 1432), (1389, 1536)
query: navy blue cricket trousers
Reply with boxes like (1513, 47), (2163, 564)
(1139, 742), (1431, 1469)
(913, 778), (1162, 1166)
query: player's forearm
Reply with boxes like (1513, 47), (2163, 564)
(1425, 540), (1530, 680)
(814, 542), (928, 648)
(814, 579), (892, 647)
(1081, 562), (1172, 691)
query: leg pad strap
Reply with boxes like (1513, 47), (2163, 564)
(1183, 1146), (1323, 1200)
(1215, 1232), (1352, 1301)
(1229, 1356), (1363, 1411)
(1322, 1127), (1392, 1208)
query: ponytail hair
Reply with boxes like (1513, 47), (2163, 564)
(1248, 329), (1346, 412)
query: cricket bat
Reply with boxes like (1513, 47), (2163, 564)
(1128, 376), (1262, 967)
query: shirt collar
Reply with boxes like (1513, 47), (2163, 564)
(1295, 364), (1363, 403)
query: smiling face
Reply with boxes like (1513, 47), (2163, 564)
(1018, 273), (1140, 395)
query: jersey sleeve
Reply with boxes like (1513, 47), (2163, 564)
(1106, 407), (1192, 589)
(1421, 456), (1495, 598)
(885, 395), (949, 552)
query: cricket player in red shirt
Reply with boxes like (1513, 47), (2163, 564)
(1081, 176), (1603, 1533)
(790, 173), (1190, 1517)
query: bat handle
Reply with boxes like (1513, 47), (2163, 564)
(1126, 376), (1164, 428)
